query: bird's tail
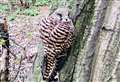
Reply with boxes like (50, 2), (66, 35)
(41, 52), (67, 82)
(41, 53), (58, 81)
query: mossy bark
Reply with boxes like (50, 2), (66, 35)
(58, 0), (120, 82)
(59, 0), (95, 82)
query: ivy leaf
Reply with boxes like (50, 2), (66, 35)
(0, 39), (5, 45)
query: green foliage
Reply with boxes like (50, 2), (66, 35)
(13, 7), (38, 16)
(0, 4), (8, 12)
(75, 20), (81, 28)
(27, 32), (32, 39)
(21, 8), (38, 16)
(8, 14), (16, 21)
(8, 8), (21, 21)
(27, 0), (33, 3)
(35, 0), (49, 6)
(10, 0), (16, 3)
(8, 7), (38, 21)
(0, 38), (5, 45)
(49, 0), (59, 10)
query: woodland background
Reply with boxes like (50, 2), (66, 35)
(0, 0), (120, 82)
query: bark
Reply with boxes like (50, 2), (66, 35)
(0, 17), (9, 82)
(59, 0), (96, 81)
(59, 0), (120, 82)
(91, 1), (120, 82)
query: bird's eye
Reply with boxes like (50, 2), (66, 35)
(57, 13), (62, 17)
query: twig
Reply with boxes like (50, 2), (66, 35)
(32, 53), (38, 72)
(4, 45), (16, 58)
(9, 38), (25, 49)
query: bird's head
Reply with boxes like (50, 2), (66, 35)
(51, 8), (71, 23)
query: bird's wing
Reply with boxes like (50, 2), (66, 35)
(40, 16), (59, 81)
(39, 16), (55, 45)
(64, 22), (75, 49)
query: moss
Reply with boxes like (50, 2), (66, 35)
(59, 0), (95, 82)
(75, 20), (81, 28)
(32, 56), (41, 82)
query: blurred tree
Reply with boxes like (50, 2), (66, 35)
(19, 0), (24, 6)
(0, 17), (9, 82)
(32, 0), (36, 5)
(8, 0), (15, 11)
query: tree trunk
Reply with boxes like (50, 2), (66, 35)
(59, 0), (120, 82)
(0, 17), (9, 82)
(0, 0), (119, 82)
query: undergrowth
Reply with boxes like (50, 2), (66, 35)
(35, 0), (49, 6)
(0, 0), (58, 21)
(0, 4), (9, 13)
(8, 7), (38, 21)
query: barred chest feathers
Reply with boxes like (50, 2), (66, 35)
(39, 8), (75, 82)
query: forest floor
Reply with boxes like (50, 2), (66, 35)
(1, 6), (50, 81)
(8, 6), (50, 58)
(8, 6), (50, 55)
